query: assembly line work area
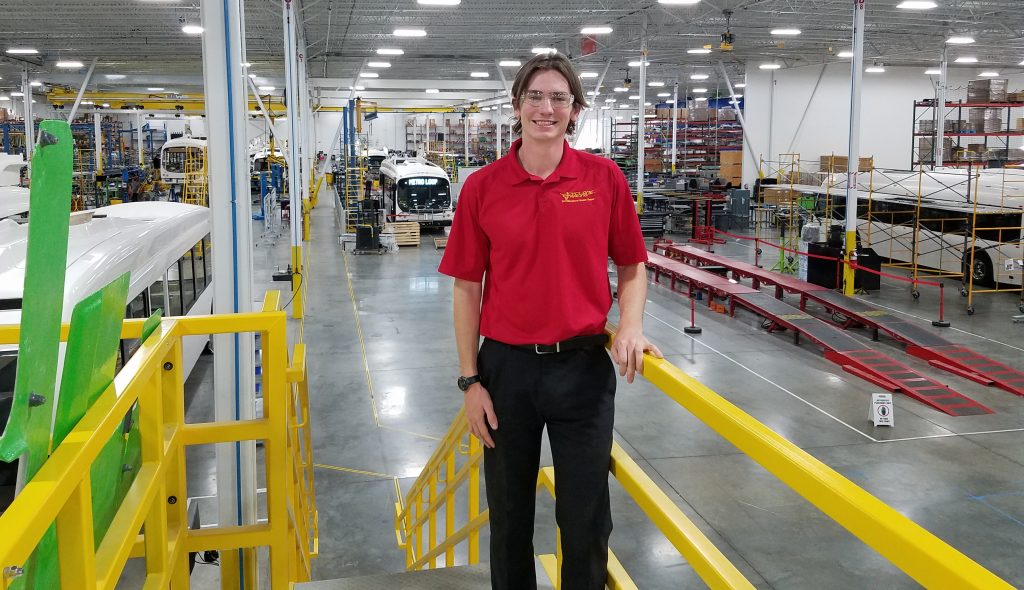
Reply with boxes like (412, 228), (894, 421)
(2, 0), (1024, 588)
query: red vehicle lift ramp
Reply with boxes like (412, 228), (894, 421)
(646, 251), (993, 417)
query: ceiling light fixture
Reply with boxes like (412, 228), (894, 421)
(367, 61), (391, 68)
(759, 63), (782, 70)
(580, 72), (599, 78)
(581, 26), (613, 35)
(628, 95), (640, 100)
(865, 66), (885, 73)
(0, 96), (9, 101)
(377, 48), (404, 55)
(690, 73), (709, 80)
(692, 87), (707, 93)
(81, 101), (94, 105)
(105, 74), (126, 80)
(605, 98), (617, 102)
(614, 87), (628, 92)
(354, 85), (365, 90)
(628, 60), (651, 67)
(101, 103), (110, 108)
(648, 81), (665, 87)
(425, 88), (439, 93)
(897, 0), (937, 8)
(695, 96), (708, 101)
(499, 60), (521, 67)
(954, 56), (978, 63)
(657, 92), (670, 97)
(770, 28), (801, 36)
(979, 71), (1000, 77)
(586, 91), (598, 95)
(147, 87), (165, 91)
(242, 62), (252, 67)
(687, 48), (712, 54)
(359, 72), (379, 78)
(417, 0), (461, 4)
(924, 69), (941, 75)
(531, 47), (556, 54)
(258, 86), (275, 91)
(56, 60), (84, 68)
(181, 24), (204, 35)
(657, 0), (701, 4)
(470, 71), (489, 78)
(946, 36), (975, 44)
(393, 28), (427, 37)
(11, 92), (24, 97)
(29, 81), (42, 87)
(732, 94), (743, 98)
(735, 83), (746, 88)
(838, 50), (854, 58)
(5, 48), (38, 54)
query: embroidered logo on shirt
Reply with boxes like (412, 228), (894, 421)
(560, 189), (596, 203)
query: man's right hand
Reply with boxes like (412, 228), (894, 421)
(464, 383), (498, 448)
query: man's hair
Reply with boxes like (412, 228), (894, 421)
(510, 52), (589, 136)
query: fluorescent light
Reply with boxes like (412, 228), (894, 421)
(687, 48), (712, 54)
(648, 81), (664, 87)
(181, 24), (204, 35)
(56, 60), (84, 68)
(946, 36), (974, 44)
(242, 62), (252, 67)
(11, 92), (24, 97)
(101, 103), (110, 107)
(695, 97), (708, 101)
(897, 0), (937, 8)
(586, 90), (598, 95)
(628, 95), (640, 100)
(865, 66), (885, 73)
(657, 92), (670, 97)
(417, 0), (460, 4)
(658, 0), (701, 4)
(367, 61), (391, 68)
(979, 71), (1000, 77)
(258, 86), (276, 91)
(29, 81), (42, 87)
(628, 61), (651, 67)
(838, 50), (854, 58)
(692, 87), (707, 93)
(377, 48), (404, 55)
(393, 28), (427, 37)
(499, 60), (521, 67)
(5, 48), (38, 54)
(0, 96), (8, 101)
(771, 29), (801, 36)
(732, 94), (743, 98)
(359, 72), (379, 78)
(735, 83), (746, 88)
(644, 102), (651, 106)
(105, 74), (126, 80)
(954, 56), (978, 63)
(531, 47), (557, 54)
(580, 72), (599, 78)
(614, 87), (628, 92)
(147, 87), (165, 91)
(581, 26), (613, 35)
(601, 106), (611, 110)
(470, 72), (489, 78)
(924, 69), (942, 75)
(354, 85), (365, 90)
(690, 73), (709, 80)
(605, 98), (617, 102)
(425, 88), (439, 93)
(81, 101), (94, 105)
(759, 63), (782, 70)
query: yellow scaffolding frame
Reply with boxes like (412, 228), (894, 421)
(182, 146), (208, 207)
(964, 167), (1024, 313)
(0, 292), (317, 589)
(396, 323), (1013, 589)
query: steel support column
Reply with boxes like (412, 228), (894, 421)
(635, 11), (647, 213)
(283, 0), (304, 319)
(844, 0), (867, 295)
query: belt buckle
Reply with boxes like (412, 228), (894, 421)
(534, 342), (560, 354)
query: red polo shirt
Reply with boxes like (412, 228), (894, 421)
(438, 139), (646, 345)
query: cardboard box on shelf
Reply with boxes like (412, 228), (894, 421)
(656, 107), (671, 118)
(676, 108), (688, 120)
(819, 155), (874, 172)
(688, 107), (709, 122)
(1016, 117), (1024, 131)
(644, 158), (664, 173)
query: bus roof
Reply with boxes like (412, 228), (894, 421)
(0, 187), (29, 220)
(162, 136), (207, 150)
(379, 156), (448, 181)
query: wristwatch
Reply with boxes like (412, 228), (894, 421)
(457, 375), (481, 392)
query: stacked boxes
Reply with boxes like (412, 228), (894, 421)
(718, 108), (737, 122)
(967, 78), (1008, 103)
(1008, 91), (1024, 103)
(968, 107), (1002, 133)
(818, 155), (874, 172)
(688, 107), (710, 122)
(918, 137), (953, 160)
(917, 120), (935, 134)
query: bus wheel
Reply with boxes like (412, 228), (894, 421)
(967, 306), (975, 315)
(911, 290), (920, 300)
(969, 251), (994, 287)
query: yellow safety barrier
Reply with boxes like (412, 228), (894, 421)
(0, 292), (317, 589)
(395, 323), (1013, 589)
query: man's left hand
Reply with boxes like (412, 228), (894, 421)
(610, 328), (663, 384)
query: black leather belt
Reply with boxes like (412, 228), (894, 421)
(506, 334), (608, 355)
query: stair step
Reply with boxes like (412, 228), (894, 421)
(296, 564), (492, 590)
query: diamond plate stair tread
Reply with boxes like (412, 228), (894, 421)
(296, 565), (492, 589)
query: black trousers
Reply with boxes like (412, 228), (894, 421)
(478, 338), (616, 590)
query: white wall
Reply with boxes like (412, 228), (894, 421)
(742, 63), (1024, 188)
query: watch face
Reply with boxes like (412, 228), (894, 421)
(458, 376), (468, 391)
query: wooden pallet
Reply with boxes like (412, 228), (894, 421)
(433, 237), (448, 249)
(383, 222), (420, 247)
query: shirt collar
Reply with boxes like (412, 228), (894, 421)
(505, 138), (582, 185)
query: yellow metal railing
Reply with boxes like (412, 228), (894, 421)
(0, 292), (317, 589)
(396, 324), (1013, 589)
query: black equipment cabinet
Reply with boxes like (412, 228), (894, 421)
(806, 243), (881, 291)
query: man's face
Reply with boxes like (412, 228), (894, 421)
(514, 69), (579, 143)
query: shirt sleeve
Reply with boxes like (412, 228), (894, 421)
(607, 164), (647, 266)
(438, 174), (489, 282)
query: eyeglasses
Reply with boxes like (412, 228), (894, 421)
(520, 90), (575, 109)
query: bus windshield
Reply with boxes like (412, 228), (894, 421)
(163, 148), (202, 174)
(397, 177), (450, 212)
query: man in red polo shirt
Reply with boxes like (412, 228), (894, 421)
(439, 52), (661, 590)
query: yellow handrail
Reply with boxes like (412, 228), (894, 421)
(395, 324), (1013, 588)
(0, 292), (317, 589)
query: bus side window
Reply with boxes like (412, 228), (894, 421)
(203, 236), (212, 288)
(149, 279), (167, 316)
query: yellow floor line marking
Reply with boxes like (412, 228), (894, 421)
(342, 251), (383, 427)
(379, 424), (442, 441)
(314, 463), (394, 479)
